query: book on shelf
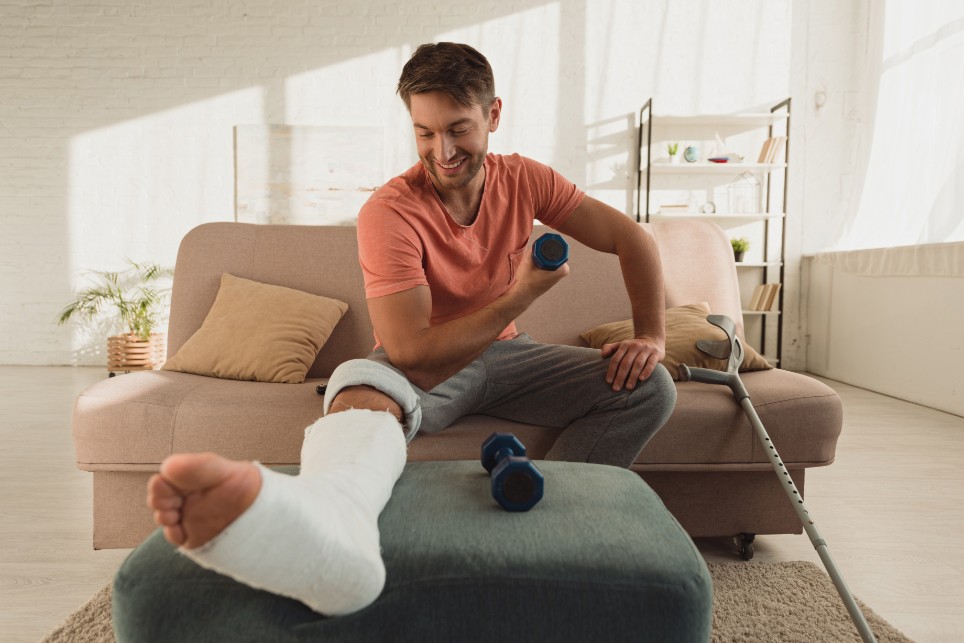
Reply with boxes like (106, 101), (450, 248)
(756, 136), (787, 164)
(747, 283), (782, 311)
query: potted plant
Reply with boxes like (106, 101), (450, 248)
(666, 142), (680, 163)
(58, 260), (172, 376)
(730, 237), (750, 262)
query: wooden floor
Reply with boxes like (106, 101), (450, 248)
(1, 365), (962, 642)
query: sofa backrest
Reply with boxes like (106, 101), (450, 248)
(168, 220), (743, 378)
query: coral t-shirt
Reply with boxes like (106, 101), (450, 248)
(357, 153), (585, 345)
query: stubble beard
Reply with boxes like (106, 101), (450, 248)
(423, 151), (486, 191)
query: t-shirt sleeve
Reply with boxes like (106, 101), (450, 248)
(357, 199), (428, 299)
(521, 156), (586, 228)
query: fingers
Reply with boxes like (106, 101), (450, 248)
(514, 255), (569, 299)
(603, 340), (662, 391)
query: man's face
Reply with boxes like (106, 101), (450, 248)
(409, 91), (501, 193)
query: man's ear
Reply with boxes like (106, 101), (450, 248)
(487, 97), (502, 133)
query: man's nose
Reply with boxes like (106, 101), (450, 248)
(435, 134), (455, 161)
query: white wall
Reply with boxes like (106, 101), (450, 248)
(805, 244), (964, 417)
(1, 0), (792, 365)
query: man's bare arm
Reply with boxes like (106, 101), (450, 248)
(368, 256), (568, 392)
(557, 195), (666, 391)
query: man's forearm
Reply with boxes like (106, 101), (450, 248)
(391, 294), (525, 391)
(370, 246), (569, 392)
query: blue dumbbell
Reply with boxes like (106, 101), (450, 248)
(480, 432), (545, 512)
(532, 233), (569, 271)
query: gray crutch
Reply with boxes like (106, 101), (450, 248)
(678, 314), (877, 643)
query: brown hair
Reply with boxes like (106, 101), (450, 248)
(397, 42), (495, 112)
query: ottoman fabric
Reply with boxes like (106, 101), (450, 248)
(113, 461), (712, 642)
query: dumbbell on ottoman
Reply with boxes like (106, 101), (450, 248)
(480, 432), (545, 512)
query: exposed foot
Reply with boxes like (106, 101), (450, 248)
(147, 452), (262, 549)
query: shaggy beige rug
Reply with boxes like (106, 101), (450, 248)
(43, 561), (912, 642)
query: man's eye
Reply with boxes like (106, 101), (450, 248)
(452, 129), (468, 136)
(418, 132), (434, 139)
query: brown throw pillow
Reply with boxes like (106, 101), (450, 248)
(162, 273), (348, 383)
(580, 302), (772, 380)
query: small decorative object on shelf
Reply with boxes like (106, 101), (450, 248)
(728, 171), (762, 214)
(683, 145), (700, 163)
(731, 237), (750, 262)
(666, 141), (680, 163)
(57, 259), (172, 377)
(700, 201), (716, 214)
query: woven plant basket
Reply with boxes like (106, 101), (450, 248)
(107, 333), (167, 376)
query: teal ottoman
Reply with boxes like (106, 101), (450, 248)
(113, 461), (712, 642)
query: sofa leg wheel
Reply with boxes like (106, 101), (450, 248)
(736, 533), (755, 560)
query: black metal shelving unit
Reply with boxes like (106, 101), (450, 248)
(634, 98), (791, 365)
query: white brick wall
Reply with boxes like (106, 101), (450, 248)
(1, 0), (794, 365)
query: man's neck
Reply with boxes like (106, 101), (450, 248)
(432, 166), (486, 226)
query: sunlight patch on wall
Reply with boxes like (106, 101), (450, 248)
(68, 87), (264, 274)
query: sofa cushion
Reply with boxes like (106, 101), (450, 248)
(410, 369), (840, 470)
(72, 370), (326, 467)
(637, 369), (842, 468)
(73, 369), (839, 471)
(162, 273), (347, 384)
(580, 302), (772, 380)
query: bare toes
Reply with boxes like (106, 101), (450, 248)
(163, 524), (187, 546)
(154, 508), (181, 527)
(147, 474), (182, 508)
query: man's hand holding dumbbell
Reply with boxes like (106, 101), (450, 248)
(510, 233), (570, 301)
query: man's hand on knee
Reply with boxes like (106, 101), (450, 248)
(328, 385), (404, 424)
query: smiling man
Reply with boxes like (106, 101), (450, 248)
(356, 43), (676, 447)
(145, 42), (676, 619)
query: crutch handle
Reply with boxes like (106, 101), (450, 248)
(678, 365), (749, 401)
(678, 364), (728, 385)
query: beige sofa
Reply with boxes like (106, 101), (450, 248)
(72, 219), (842, 551)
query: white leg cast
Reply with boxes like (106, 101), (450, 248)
(179, 409), (407, 616)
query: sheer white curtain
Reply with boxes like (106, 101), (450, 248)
(835, 0), (964, 250)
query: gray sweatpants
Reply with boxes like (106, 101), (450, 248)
(367, 334), (677, 468)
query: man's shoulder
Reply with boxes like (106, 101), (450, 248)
(367, 162), (426, 204)
(487, 153), (556, 183)
(488, 152), (542, 171)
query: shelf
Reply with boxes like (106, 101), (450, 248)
(646, 162), (785, 174)
(735, 261), (782, 269)
(649, 212), (785, 223)
(643, 113), (788, 128)
(637, 97), (790, 367)
(742, 309), (781, 316)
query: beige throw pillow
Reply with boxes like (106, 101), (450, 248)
(162, 273), (348, 383)
(580, 302), (772, 380)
